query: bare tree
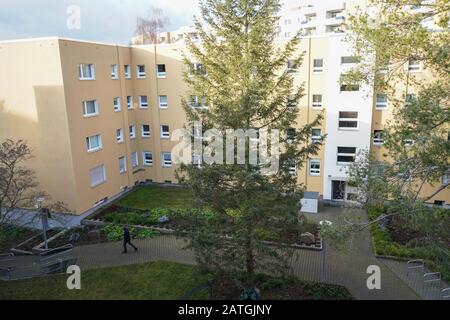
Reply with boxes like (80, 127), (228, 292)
(0, 139), (70, 229)
(134, 7), (170, 44)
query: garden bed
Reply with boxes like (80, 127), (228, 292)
(0, 225), (39, 254)
(209, 274), (353, 300)
(368, 206), (450, 282)
(11, 229), (63, 255)
(44, 224), (160, 248)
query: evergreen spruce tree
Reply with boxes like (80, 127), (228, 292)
(176, 0), (323, 288)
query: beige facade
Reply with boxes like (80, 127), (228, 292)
(0, 36), (448, 215)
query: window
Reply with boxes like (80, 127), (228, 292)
(116, 128), (124, 143)
(288, 161), (297, 176)
(157, 64), (166, 78)
(113, 97), (121, 112)
(131, 152), (139, 168)
(376, 94), (388, 109)
(89, 164), (106, 187)
(189, 95), (207, 109)
(192, 63), (206, 76)
(162, 152), (172, 167)
(405, 94), (417, 105)
(309, 159), (321, 176)
(341, 56), (359, 64)
(111, 64), (118, 79)
(192, 154), (202, 168)
(158, 95), (168, 108)
(338, 111), (358, 129)
(284, 32), (291, 38)
(286, 59), (297, 72)
(124, 65), (131, 79)
(287, 95), (297, 108)
(373, 130), (384, 145)
(160, 125), (170, 138)
(79, 64), (95, 80)
(340, 82), (360, 92)
(86, 134), (102, 152)
(404, 139), (415, 147)
(142, 124), (150, 138)
(284, 19), (291, 25)
(136, 65), (146, 78)
(129, 125), (136, 139)
(434, 200), (445, 207)
(313, 59), (323, 73)
(143, 152), (153, 166)
(312, 94), (323, 108)
(337, 147), (356, 163)
(139, 95), (148, 108)
(127, 96), (134, 109)
(287, 128), (296, 142)
(82, 100), (98, 117)
(311, 128), (322, 143)
(119, 156), (127, 174)
(408, 59), (421, 72)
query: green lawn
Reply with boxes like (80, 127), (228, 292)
(0, 261), (209, 300)
(118, 186), (193, 209)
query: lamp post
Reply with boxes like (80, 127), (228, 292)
(319, 220), (332, 283)
(35, 197), (49, 250)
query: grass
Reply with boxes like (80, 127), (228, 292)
(0, 261), (209, 300)
(118, 186), (193, 210)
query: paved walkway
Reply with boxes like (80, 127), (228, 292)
(70, 206), (424, 300)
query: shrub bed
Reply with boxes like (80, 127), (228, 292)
(368, 206), (449, 282)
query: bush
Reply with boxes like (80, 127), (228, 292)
(303, 281), (353, 300)
(101, 224), (160, 242)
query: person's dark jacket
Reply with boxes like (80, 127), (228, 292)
(123, 227), (131, 241)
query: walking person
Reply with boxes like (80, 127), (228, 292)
(122, 225), (138, 253)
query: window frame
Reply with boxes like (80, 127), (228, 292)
(129, 125), (136, 139)
(82, 100), (99, 117)
(127, 96), (134, 110)
(408, 59), (421, 72)
(157, 64), (166, 78)
(312, 94), (323, 108)
(116, 128), (124, 143)
(311, 128), (322, 143)
(162, 152), (172, 167)
(131, 151), (139, 168)
(373, 130), (385, 145)
(139, 95), (148, 109)
(338, 111), (359, 130)
(111, 64), (118, 79)
(141, 124), (151, 138)
(309, 159), (321, 176)
(136, 65), (146, 78)
(375, 94), (388, 110)
(158, 95), (168, 109)
(312, 59), (324, 73)
(113, 97), (121, 112)
(118, 156), (127, 174)
(337, 147), (357, 164)
(86, 134), (102, 153)
(160, 125), (170, 139)
(79, 64), (95, 80)
(124, 65), (131, 79)
(89, 164), (106, 187)
(143, 151), (153, 166)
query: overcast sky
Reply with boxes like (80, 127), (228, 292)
(0, 0), (201, 44)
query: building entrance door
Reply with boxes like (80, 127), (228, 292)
(332, 180), (346, 200)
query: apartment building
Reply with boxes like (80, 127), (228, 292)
(0, 2), (448, 215)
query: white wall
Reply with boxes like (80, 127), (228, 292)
(322, 35), (374, 200)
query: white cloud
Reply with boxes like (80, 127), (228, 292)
(0, 0), (200, 43)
